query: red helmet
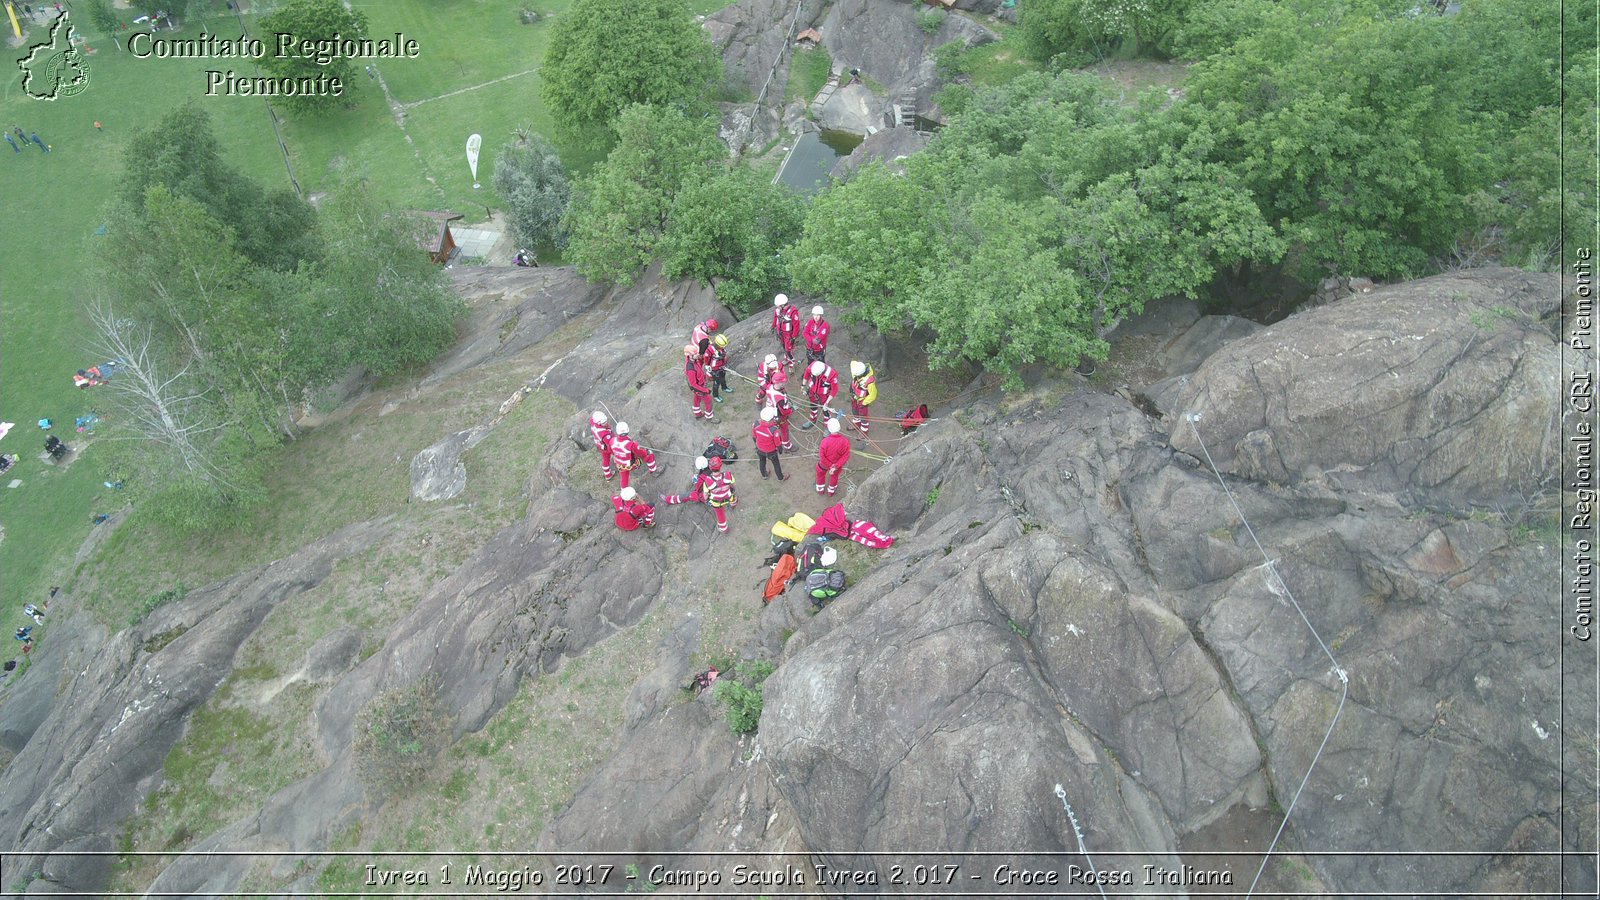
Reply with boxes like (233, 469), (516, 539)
(709, 457), (723, 471)
(706, 317), (719, 332)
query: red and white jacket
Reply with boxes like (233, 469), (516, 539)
(802, 317), (830, 354)
(701, 471), (736, 507)
(610, 435), (658, 472)
(590, 418), (613, 453)
(704, 342), (727, 374)
(803, 364), (839, 405)
(818, 432), (852, 471)
(773, 305), (800, 340)
(691, 319), (717, 348)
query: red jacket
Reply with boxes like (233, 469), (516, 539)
(804, 365), (839, 404)
(752, 420), (783, 453)
(612, 496), (655, 530)
(590, 419), (613, 452)
(818, 432), (851, 469)
(703, 471), (736, 506)
(705, 343), (727, 373)
(773, 305), (800, 338)
(611, 435), (657, 471)
(803, 318), (830, 353)
(686, 358), (709, 394)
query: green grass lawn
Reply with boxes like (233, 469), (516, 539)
(0, 0), (729, 655)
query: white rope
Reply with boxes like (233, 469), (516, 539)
(1184, 412), (1349, 896)
(1053, 784), (1109, 900)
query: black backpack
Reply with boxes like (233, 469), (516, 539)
(806, 569), (846, 607)
(704, 436), (738, 462)
(795, 540), (826, 574)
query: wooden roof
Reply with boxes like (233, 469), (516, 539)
(796, 28), (822, 44)
(401, 209), (465, 254)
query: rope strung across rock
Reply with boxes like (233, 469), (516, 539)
(1185, 411), (1349, 899)
(1053, 784), (1109, 900)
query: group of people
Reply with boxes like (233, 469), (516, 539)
(5, 126), (49, 155)
(597, 295), (884, 537)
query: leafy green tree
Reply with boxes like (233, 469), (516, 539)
(258, 0), (370, 113)
(787, 163), (948, 334)
(562, 104), (725, 286)
(540, 0), (718, 145)
(1184, 10), (1491, 277)
(492, 130), (571, 250)
(308, 182), (463, 379)
(120, 103), (320, 272)
(659, 165), (805, 315)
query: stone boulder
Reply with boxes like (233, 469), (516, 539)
(1155, 314), (1263, 379)
(815, 82), (888, 133)
(1160, 268), (1560, 510)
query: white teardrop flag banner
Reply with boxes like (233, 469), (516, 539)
(466, 133), (482, 188)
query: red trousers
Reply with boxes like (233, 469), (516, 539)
(692, 389), (713, 418)
(815, 464), (842, 493)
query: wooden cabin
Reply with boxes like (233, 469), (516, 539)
(403, 210), (465, 265)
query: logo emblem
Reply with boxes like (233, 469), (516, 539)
(19, 11), (90, 100)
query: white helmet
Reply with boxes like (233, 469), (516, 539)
(774, 293), (789, 307)
(615, 421), (630, 435)
(760, 407), (777, 422)
(811, 305), (824, 317)
(820, 546), (837, 566)
(826, 418), (841, 433)
(695, 455), (709, 469)
(619, 486), (637, 501)
(810, 361), (824, 376)
(592, 411), (608, 425)
(764, 353), (778, 366)
(849, 361), (865, 377)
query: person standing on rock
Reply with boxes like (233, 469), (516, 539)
(816, 418), (851, 495)
(803, 306), (830, 364)
(611, 486), (656, 530)
(753, 407), (789, 481)
(801, 360), (839, 429)
(691, 316), (719, 352)
(705, 333), (730, 404)
(756, 353), (786, 408)
(772, 294), (801, 370)
(609, 421), (659, 490)
(701, 457), (738, 533)
(848, 360), (877, 434)
(685, 343), (714, 421)
(772, 390), (796, 452)
(589, 411), (615, 481)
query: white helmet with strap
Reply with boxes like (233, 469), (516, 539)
(592, 411), (608, 425)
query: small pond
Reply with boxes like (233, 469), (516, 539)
(775, 129), (865, 195)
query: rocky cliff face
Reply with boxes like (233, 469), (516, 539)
(0, 266), (1581, 897)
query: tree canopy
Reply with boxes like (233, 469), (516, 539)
(94, 112), (460, 524)
(561, 104), (725, 286)
(540, 0), (719, 145)
(659, 165), (806, 315)
(258, 0), (370, 113)
(493, 130), (572, 251)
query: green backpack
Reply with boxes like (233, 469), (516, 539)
(806, 569), (846, 607)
